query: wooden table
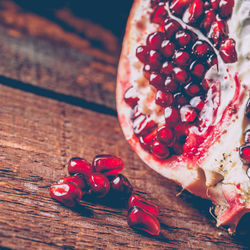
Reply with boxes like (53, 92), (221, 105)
(0, 1), (249, 249)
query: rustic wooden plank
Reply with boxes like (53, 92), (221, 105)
(0, 0), (122, 109)
(0, 85), (249, 249)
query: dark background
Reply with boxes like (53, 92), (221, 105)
(13, 0), (134, 39)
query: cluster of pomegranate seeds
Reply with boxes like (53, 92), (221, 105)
(239, 98), (250, 175)
(167, 0), (237, 62)
(49, 154), (160, 236)
(124, 0), (238, 160)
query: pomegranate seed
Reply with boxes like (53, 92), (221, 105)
(246, 98), (250, 119)
(57, 174), (86, 192)
(218, 0), (234, 19)
(172, 141), (184, 155)
(124, 87), (139, 108)
(175, 123), (188, 143)
(173, 67), (189, 84)
(180, 105), (197, 123)
(190, 61), (207, 79)
(175, 29), (192, 47)
(161, 40), (175, 58)
(190, 96), (205, 111)
(148, 50), (162, 69)
(157, 126), (175, 145)
(87, 173), (110, 198)
(165, 106), (180, 126)
(161, 61), (174, 75)
(151, 140), (171, 159)
(155, 90), (173, 107)
(92, 155), (124, 176)
(110, 174), (133, 198)
(147, 32), (164, 50)
(174, 92), (188, 106)
(136, 46), (149, 63)
(184, 82), (202, 96)
(150, 72), (165, 89)
(139, 129), (157, 150)
(128, 194), (159, 217)
(164, 76), (178, 93)
(151, 2), (169, 24)
(204, 1), (211, 10)
(164, 19), (182, 40)
(193, 41), (212, 58)
(207, 53), (218, 67)
(239, 145), (250, 165)
(174, 50), (191, 66)
(151, 0), (165, 8)
(127, 206), (161, 236)
(201, 9), (216, 32)
(68, 157), (93, 176)
(219, 38), (237, 63)
(183, 0), (204, 24)
(208, 20), (228, 46)
(210, 0), (220, 9)
(244, 129), (250, 144)
(170, 0), (190, 16)
(49, 183), (82, 207)
(133, 115), (156, 136)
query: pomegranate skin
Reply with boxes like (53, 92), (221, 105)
(116, 0), (250, 234)
(92, 154), (124, 176)
(127, 206), (161, 235)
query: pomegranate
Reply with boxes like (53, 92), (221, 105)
(116, 0), (250, 234)
(49, 183), (82, 207)
(127, 206), (161, 235)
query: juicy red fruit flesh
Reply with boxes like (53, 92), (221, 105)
(87, 173), (110, 198)
(127, 206), (161, 236)
(68, 157), (93, 176)
(110, 174), (133, 198)
(93, 155), (124, 176)
(49, 183), (82, 207)
(57, 174), (86, 192)
(128, 194), (159, 217)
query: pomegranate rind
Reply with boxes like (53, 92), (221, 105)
(116, 0), (250, 234)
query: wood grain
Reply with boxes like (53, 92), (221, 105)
(0, 1), (119, 110)
(0, 85), (249, 249)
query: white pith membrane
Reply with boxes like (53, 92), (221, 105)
(117, 0), (250, 233)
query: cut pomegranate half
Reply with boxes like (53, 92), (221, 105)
(116, 0), (250, 234)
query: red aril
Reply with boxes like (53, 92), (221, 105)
(110, 174), (133, 198)
(127, 206), (160, 235)
(92, 155), (124, 176)
(68, 157), (93, 176)
(49, 183), (82, 207)
(87, 173), (110, 198)
(151, 140), (171, 159)
(155, 90), (173, 107)
(157, 125), (175, 145)
(57, 174), (86, 193)
(128, 194), (159, 217)
(219, 38), (237, 63)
